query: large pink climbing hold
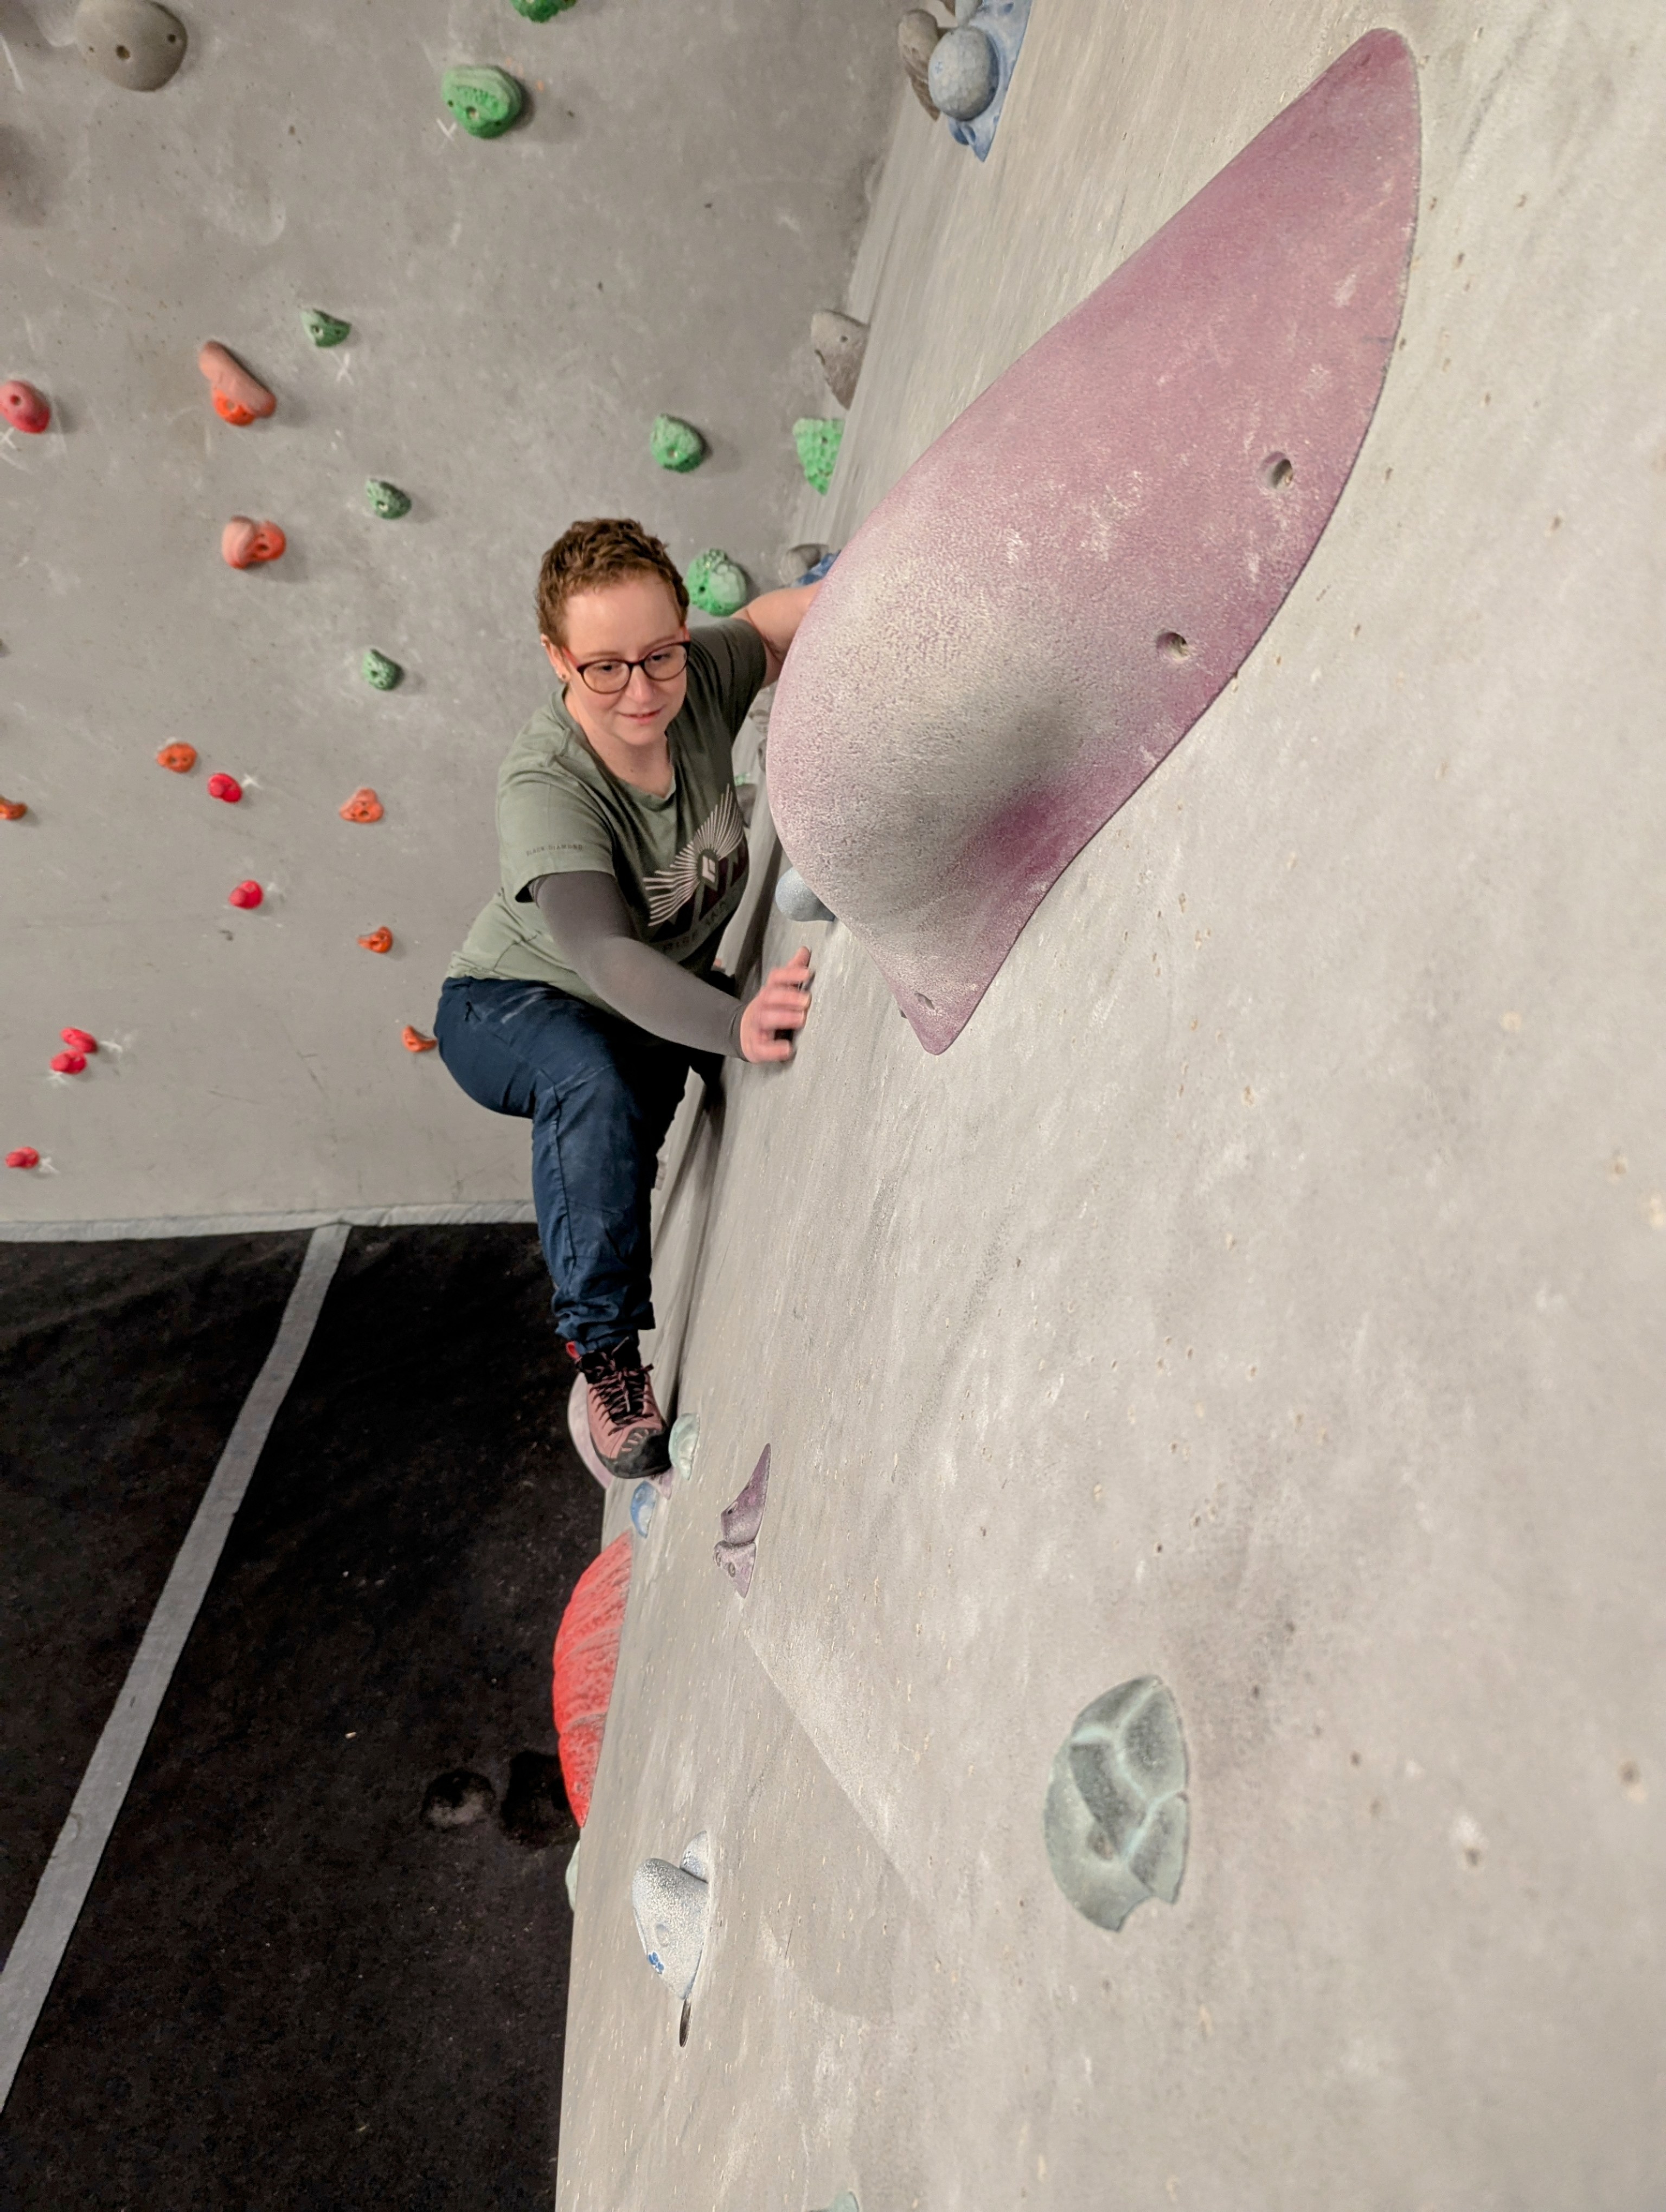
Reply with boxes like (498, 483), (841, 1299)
(551, 1532), (633, 1828)
(197, 341), (275, 426)
(767, 29), (1421, 1052)
(6, 1148), (41, 1171)
(60, 1028), (98, 1056)
(50, 1052), (87, 1076)
(227, 879), (264, 909)
(221, 517), (286, 569)
(207, 772), (242, 804)
(0, 380), (51, 434)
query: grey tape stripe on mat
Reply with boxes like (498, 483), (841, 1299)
(0, 1220), (350, 2112)
(0, 1202), (536, 1243)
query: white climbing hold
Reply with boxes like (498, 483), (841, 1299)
(631, 1833), (712, 2001)
(565, 1834), (581, 1911)
(811, 310), (868, 409)
(669, 1412), (700, 1482)
(776, 866), (836, 925)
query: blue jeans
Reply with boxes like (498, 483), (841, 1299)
(434, 975), (719, 1354)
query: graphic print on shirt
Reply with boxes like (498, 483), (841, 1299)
(642, 786), (748, 935)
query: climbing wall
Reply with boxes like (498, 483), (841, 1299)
(0, 0), (897, 1226)
(558, 2), (1666, 2207)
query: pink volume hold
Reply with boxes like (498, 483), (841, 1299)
(227, 879), (264, 910)
(207, 772), (243, 804)
(198, 342), (276, 426)
(0, 380), (51, 435)
(221, 518), (286, 569)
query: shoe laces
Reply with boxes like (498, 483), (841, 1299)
(588, 1349), (653, 1427)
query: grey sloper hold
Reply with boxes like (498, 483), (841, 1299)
(1043, 1676), (1189, 1932)
(75, 0), (187, 89)
(775, 865), (835, 925)
(631, 1832), (712, 2001)
(811, 311), (868, 410)
(928, 23), (998, 120)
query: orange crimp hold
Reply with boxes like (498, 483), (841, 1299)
(357, 927), (394, 954)
(198, 341), (276, 426)
(339, 788), (383, 824)
(156, 742), (197, 774)
(0, 797), (26, 821)
(401, 1025), (438, 1053)
(221, 517), (286, 569)
(551, 1532), (632, 1827)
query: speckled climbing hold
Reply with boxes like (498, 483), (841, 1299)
(364, 478), (411, 520)
(928, 24), (998, 119)
(686, 549), (748, 618)
(207, 771), (242, 804)
(197, 341), (275, 426)
(714, 1445), (770, 1597)
(221, 517), (286, 569)
(442, 66), (524, 138)
(811, 311), (868, 410)
(339, 787), (383, 824)
(630, 1480), (658, 1537)
(0, 798), (28, 822)
(509, 0), (575, 17)
(73, 0), (186, 91)
(401, 1025), (438, 1053)
(60, 1030), (98, 1056)
(898, 8), (942, 115)
(1043, 1676), (1190, 1932)
(0, 380), (52, 435)
(631, 1835), (712, 2002)
(50, 1052), (87, 1076)
(551, 1531), (632, 1827)
(156, 742), (197, 774)
(774, 865), (835, 924)
(227, 880), (264, 909)
(649, 414), (706, 473)
(303, 310), (351, 349)
(6, 1148), (41, 1171)
(668, 1412), (699, 1482)
(362, 649), (402, 691)
(357, 927), (394, 954)
(792, 417), (843, 496)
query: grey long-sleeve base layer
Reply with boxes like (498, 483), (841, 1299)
(532, 872), (745, 1058)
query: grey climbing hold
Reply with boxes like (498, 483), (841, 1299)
(362, 650), (402, 691)
(669, 1413), (700, 1482)
(630, 1480), (658, 1536)
(714, 1445), (770, 1597)
(898, 8), (942, 116)
(811, 311), (868, 410)
(928, 24), (998, 119)
(1043, 1676), (1189, 1932)
(442, 65), (525, 138)
(74, 0), (187, 90)
(631, 1832), (712, 2001)
(775, 866), (835, 925)
(779, 542), (829, 587)
(650, 414), (706, 473)
(686, 549), (748, 618)
(365, 478), (411, 520)
(304, 310), (351, 349)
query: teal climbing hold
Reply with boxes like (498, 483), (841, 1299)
(303, 309), (351, 348)
(365, 478), (411, 520)
(793, 416), (843, 495)
(509, 0), (575, 17)
(686, 549), (748, 618)
(362, 650), (402, 691)
(650, 414), (706, 473)
(443, 65), (524, 138)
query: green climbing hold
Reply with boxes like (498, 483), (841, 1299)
(793, 417), (844, 496)
(365, 478), (412, 520)
(443, 65), (524, 138)
(362, 650), (402, 691)
(685, 550), (748, 619)
(650, 414), (706, 474)
(303, 309), (351, 348)
(509, 0), (575, 17)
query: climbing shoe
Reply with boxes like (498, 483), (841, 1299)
(576, 1341), (670, 1482)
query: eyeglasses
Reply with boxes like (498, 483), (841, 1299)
(572, 641), (690, 695)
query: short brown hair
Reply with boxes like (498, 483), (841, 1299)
(535, 517), (688, 647)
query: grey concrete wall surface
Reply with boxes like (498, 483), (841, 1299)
(559, 2), (1666, 2207)
(0, 0), (898, 1225)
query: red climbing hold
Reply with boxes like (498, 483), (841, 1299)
(60, 1029), (98, 1056)
(6, 1148), (41, 1171)
(0, 380), (50, 435)
(207, 772), (243, 804)
(401, 1025), (437, 1053)
(551, 1532), (633, 1828)
(156, 743), (197, 774)
(357, 927), (393, 954)
(50, 1052), (87, 1076)
(221, 517), (286, 569)
(197, 342), (276, 426)
(339, 787), (383, 824)
(0, 798), (27, 821)
(228, 879), (264, 909)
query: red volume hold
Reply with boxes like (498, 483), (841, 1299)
(228, 879), (264, 909)
(50, 1052), (87, 1075)
(60, 1028), (98, 1055)
(5, 1147), (41, 1171)
(0, 380), (51, 435)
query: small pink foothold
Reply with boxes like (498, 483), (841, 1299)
(6, 1147), (41, 1171)
(221, 517), (287, 569)
(0, 380), (50, 435)
(207, 772), (243, 803)
(401, 1025), (438, 1053)
(198, 342), (276, 425)
(60, 1029), (98, 1056)
(50, 1052), (87, 1076)
(228, 879), (264, 910)
(339, 787), (384, 824)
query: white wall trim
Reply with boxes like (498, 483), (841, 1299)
(0, 1203), (538, 1244)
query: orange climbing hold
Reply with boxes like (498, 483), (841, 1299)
(0, 798), (27, 821)
(339, 787), (383, 824)
(60, 1030), (98, 1056)
(357, 927), (393, 954)
(401, 1025), (438, 1053)
(50, 1052), (87, 1076)
(551, 1532), (633, 1827)
(0, 380), (50, 435)
(221, 517), (286, 569)
(198, 342), (275, 426)
(228, 879), (264, 909)
(6, 1148), (40, 1171)
(156, 742), (197, 774)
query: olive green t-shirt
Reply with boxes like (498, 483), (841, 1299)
(448, 619), (768, 1011)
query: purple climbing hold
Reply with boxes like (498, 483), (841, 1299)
(713, 1445), (770, 1598)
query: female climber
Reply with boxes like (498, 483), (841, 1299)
(435, 517), (818, 1482)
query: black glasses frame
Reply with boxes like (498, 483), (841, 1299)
(571, 640), (691, 696)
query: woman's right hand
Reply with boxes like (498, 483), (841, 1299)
(739, 947), (813, 1063)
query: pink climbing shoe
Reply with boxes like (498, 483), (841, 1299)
(576, 1342), (670, 1483)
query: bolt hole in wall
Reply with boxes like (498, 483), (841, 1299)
(1263, 451), (1294, 490)
(1157, 632), (1191, 661)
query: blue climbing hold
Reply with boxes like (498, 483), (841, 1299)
(630, 1480), (658, 1536)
